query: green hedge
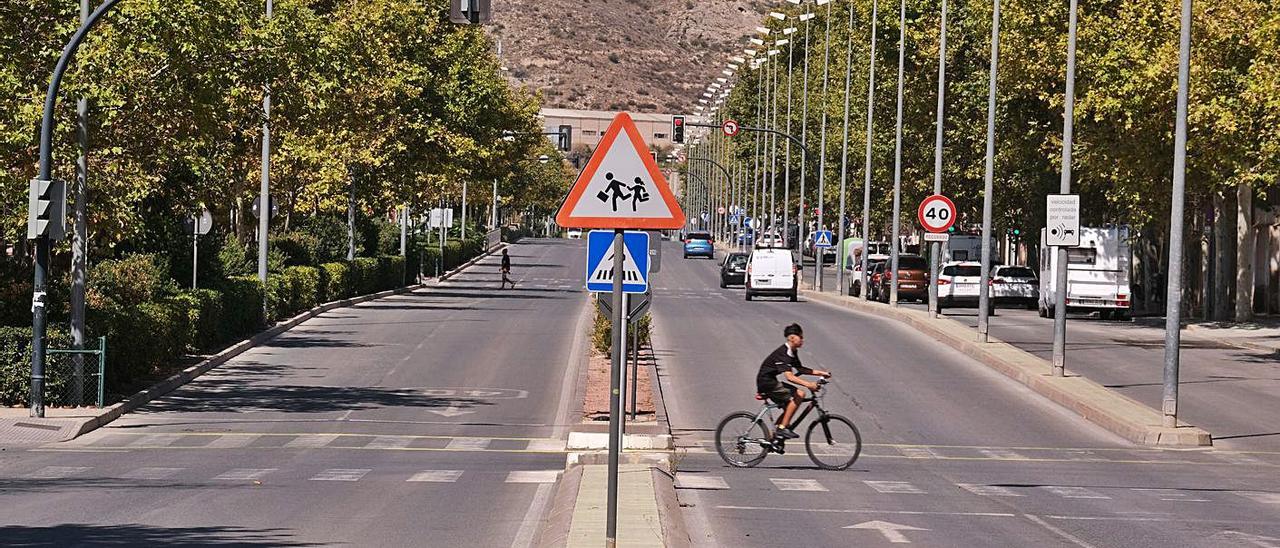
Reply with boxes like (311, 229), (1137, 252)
(1, 254), (408, 406)
(0, 326), (72, 407)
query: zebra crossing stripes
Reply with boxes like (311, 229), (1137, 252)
(958, 483), (1024, 497)
(978, 449), (1026, 460)
(1132, 488), (1210, 502)
(770, 478), (828, 492)
(204, 434), (261, 449)
(364, 436), (411, 449)
(26, 466), (90, 479)
(1043, 486), (1110, 499)
(505, 470), (560, 484)
(121, 467), (184, 480)
(213, 468), (276, 481)
(284, 434), (339, 448)
(407, 470), (464, 483)
(310, 468), (371, 481)
(674, 475), (731, 490)
(445, 438), (491, 450)
(865, 480), (927, 494)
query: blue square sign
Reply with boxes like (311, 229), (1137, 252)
(586, 230), (650, 293)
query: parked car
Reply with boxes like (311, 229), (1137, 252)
(873, 254), (929, 303)
(866, 262), (888, 301)
(803, 231), (838, 263)
(937, 261), (996, 314)
(566, 228), (582, 239)
(848, 258), (887, 297)
(683, 231), (715, 259)
(992, 265), (1039, 309)
(745, 248), (799, 302)
(756, 232), (782, 248)
(719, 252), (749, 288)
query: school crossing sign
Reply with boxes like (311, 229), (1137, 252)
(555, 112), (685, 229)
(586, 230), (649, 293)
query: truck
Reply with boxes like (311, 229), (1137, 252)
(1037, 225), (1132, 320)
(942, 234), (999, 264)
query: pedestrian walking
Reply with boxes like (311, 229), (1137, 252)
(500, 249), (515, 289)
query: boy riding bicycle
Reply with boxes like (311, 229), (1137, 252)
(757, 323), (831, 441)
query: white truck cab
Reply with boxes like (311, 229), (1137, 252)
(1038, 225), (1132, 320)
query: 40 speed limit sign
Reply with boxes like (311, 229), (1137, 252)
(917, 194), (957, 233)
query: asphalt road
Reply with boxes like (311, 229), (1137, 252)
(653, 243), (1280, 548)
(0, 239), (589, 547)
(810, 262), (1280, 452)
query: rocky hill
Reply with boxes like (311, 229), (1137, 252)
(488, 0), (767, 114)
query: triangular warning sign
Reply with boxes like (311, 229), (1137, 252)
(589, 241), (645, 285)
(556, 112), (686, 229)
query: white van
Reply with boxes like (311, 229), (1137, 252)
(746, 248), (799, 302)
(1038, 226), (1132, 320)
(943, 234), (999, 264)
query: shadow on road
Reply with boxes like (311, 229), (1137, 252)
(0, 524), (317, 546)
(140, 384), (497, 415)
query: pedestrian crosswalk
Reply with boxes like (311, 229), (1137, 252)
(69, 432), (568, 454)
(17, 465), (561, 486)
(673, 472), (1280, 508)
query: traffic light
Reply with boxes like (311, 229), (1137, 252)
(449, 0), (491, 24)
(27, 178), (66, 240)
(672, 116), (685, 144)
(558, 125), (572, 151)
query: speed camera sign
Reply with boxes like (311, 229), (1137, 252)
(917, 194), (957, 233)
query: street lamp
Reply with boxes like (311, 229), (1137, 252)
(814, 0), (833, 290)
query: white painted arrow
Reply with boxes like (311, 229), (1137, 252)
(427, 406), (475, 417)
(844, 521), (929, 544)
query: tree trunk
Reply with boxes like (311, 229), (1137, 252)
(1236, 182), (1255, 322)
(1213, 191), (1235, 321)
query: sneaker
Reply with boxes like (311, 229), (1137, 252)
(775, 427), (798, 440)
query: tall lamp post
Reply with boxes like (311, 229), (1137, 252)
(888, 0), (907, 306)
(927, 0), (950, 317)
(1162, 0), (1193, 428)
(814, 0), (833, 290)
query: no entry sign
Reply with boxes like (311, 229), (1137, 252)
(917, 194), (956, 233)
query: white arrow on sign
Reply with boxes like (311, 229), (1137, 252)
(844, 521), (929, 544)
(427, 406), (475, 417)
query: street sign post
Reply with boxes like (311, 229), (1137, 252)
(1045, 194), (1080, 247)
(813, 230), (834, 248)
(555, 112), (685, 546)
(188, 208), (213, 289)
(722, 119), (740, 137)
(917, 194), (956, 233)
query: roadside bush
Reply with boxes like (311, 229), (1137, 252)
(0, 326), (72, 407)
(321, 262), (354, 301)
(353, 257), (380, 295)
(217, 234), (255, 278)
(272, 232), (321, 267)
(590, 301), (652, 355)
(298, 216), (348, 263)
(221, 276), (265, 338)
(90, 254), (176, 306)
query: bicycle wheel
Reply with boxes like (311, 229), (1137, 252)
(714, 412), (771, 468)
(805, 414), (862, 470)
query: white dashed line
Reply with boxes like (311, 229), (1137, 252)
(505, 470), (560, 484)
(770, 478), (828, 492)
(1043, 486), (1110, 499)
(407, 470), (464, 483)
(675, 475), (730, 490)
(446, 438), (491, 450)
(310, 468), (370, 481)
(27, 466), (90, 479)
(213, 468), (276, 481)
(865, 480), (926, 494)
(122, 467), (184, 480)
(958, 483), (1024, 497)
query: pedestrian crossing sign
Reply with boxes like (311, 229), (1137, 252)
(585, 230), (650, 293)
(556, 112), (685, 229)
(814, 230), (834, 248)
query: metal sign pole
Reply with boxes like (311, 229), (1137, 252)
(192, 221), (199, 290)
(1162, 0), (1193, 428)
(606, 230), (624, 547)
(631, 318), (640, 420)
(1053, 0), (1080, 377)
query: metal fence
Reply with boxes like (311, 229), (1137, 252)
(45, 336), (106, 408)
(485, 228), (501, 251)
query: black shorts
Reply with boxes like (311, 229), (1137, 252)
(761, 383), (798, 407)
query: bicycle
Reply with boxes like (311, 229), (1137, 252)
(714, 379), (862, 471)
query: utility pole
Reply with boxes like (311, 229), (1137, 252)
(815, 0), (833, 290)
(858, 0), (879, 300)
(70, 0), (90, 407)
(1052, 0), (1080, 376)
(1162, 0), (1193, 428)
(928, 0), (950, 318)
(835, 0), (857, 296)
(888, 0), (906, 306)
(977, 0), (1001, 342)
(258, 0), (273, 300)
(797, 5), (814, 253)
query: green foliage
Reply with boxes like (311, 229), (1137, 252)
(272, 232), (321, 267)
(0, 326), (72, 407)
(299, 216), (349, 263)
(89, 254), (176, 306)
(320, 262), (355, 301)
(591, 301), (652, 356)
(217, 234), (255, 278)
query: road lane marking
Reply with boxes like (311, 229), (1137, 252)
(310, 468), (370, 481)
(526, 439), (567, 452)
(979, 449), (1026, 460)
(511, 483), (556, 548)
(1235, 491), (1280, 504)
(716, 505), (1015, 518)
(865, 481), (925, 494)
(204, 434), (261, 448)
(896, 446), (941, 459)
(1043, 486), (1110, 499)
(505, 470), (560, 484)
(445, 438), (491, 450)
(407, 470), (463, 483)
(1022, 514), (1100, 548)
(1131, 488), (1210, 502)
(958, 483), (1024, 497)
(121, 467), (184, 480)
(213, 468), (276, 480)
(127, 434), (177, 447)
(770, 478), (828, 492)
(1216, 452), (1268, 466)
(27, 466), (90, 479)
(284, 434), (340, 448)
(365, 436), (412, 449)
(675, 475), (730, 490)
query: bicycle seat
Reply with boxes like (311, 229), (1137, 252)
(754, 393), (765, 400)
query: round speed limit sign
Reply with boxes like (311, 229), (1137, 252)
(722, 119), (740, 137)
(917, 194), (957, 233)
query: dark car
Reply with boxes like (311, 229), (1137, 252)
(874, 254), (929, 302)
(719, 252), (749, 287)
(683, 231), (715, 259)
(849, 258), (887, 297)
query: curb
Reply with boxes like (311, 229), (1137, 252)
(1182, 323), (1279, 355)
(535, 465), (586, 548)
(49, 244), (508, 442)
(651, 467), (692, 548)
(802, 289), (1212, 447)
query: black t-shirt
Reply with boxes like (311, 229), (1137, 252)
(501, 254), (511, 270)
(756, 343), (812, 390)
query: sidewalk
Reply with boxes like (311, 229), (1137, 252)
(806, 263), (1280, 451)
